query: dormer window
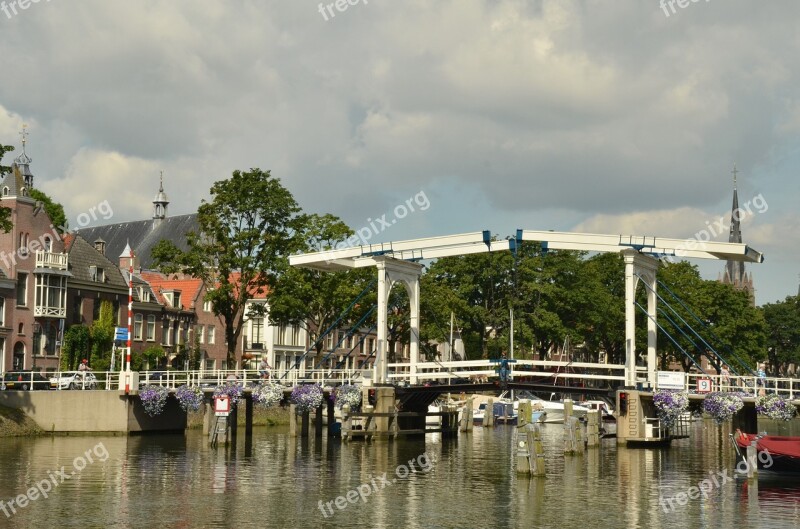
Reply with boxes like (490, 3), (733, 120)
(163, 291), (181, 308)
(89, 265), (105, 283)
(137, 287), (151, 303)
(43, 236), (52, 252)
(2, 187), (8, 196)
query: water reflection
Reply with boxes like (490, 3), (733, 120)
(0, 419), (797, 528)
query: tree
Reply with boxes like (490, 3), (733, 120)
(152, 168), (303, 367)
(29, 188), (68, 234)
(0, 144), (15, 232)
(761, 296), (800, 376)
(61, 325), (91, 370)
(268, 213), (375, 360)
(90, 300), (115, 371)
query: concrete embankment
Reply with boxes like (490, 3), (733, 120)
(0, 404), (43, 437)
(0, 390), (186, 434)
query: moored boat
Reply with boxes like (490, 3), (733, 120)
(734, 430), (800, 473)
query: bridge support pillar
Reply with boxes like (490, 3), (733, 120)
(373, 257), (423, 385)
(623, 250), (659, 388)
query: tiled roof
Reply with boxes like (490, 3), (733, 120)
(226, 271), (270, 299)
(74, 213), (199, 269)
(66, 234), (128, 287)
(140, 271), (203, 310)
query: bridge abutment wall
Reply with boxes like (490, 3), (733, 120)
(0, 391), (187, 434)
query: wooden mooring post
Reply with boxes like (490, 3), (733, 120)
(564, 416), (583, 455)
(460, 397), (474, 432)
(484, 397), (494, 428)
(586, 410), (600, 448)
(515, 400), (546, 476)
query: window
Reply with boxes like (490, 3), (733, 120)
(0, 297), (4, 326)
(18, 233), (28, 256)
(16, 272), (27, 306)
(204, 358), (215, 371)
(146, 315), (156, 341)
(42, 236), (52, 252)
(197, 324), (205, 344)
(207, 326), (215, 344)
(203, 299), (213, 312)
(72, 296), (83, 324)
(134, 314), (143, 341)
(89, 266), (104, 283)
(138, 287), (151, 303)
(173, 292), (181, 308)
(2, 186), (7, 196)
(251, 317), (264, 346)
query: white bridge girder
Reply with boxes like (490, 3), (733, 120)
(289, 229), (763, 387)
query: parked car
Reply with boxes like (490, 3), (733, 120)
(1, 370), (51, 390)
(49, 371), (98, 390)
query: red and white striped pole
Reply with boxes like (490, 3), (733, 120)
(125, 250), (134, 394)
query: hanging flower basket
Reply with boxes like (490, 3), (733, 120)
(756, 394), (797, 421)
(213, 382), (243, 406)
(702, 392), (745, 424)
(140, 385), (170, 417)
(253, 382), (285, 408)
(290, 384), (323, 414)
(175, 385), (204, 412)
(334, 384), (362, 410)
(652, 390), (689, 428)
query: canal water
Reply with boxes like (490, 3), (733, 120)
(0, 419), (798, 529)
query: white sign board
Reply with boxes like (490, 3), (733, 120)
(214, 396), (231, 416)
(656, 371), (686, 391)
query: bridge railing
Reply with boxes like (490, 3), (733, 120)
(684, 372), (798, 400)
(1, 368), (367, 392)
(387, 359), (626, 385)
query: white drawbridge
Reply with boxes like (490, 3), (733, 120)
(289, 230), (763, 387)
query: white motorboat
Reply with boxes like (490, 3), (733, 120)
(517, 393), (590, 423)
(582, 399), (617, 436)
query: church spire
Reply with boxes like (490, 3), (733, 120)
(13, 124), (34, 188)
(721, 164), (754, 305)
(152, 171), (169, 229)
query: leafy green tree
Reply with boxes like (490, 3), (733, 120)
(761, 296), (800, 376)
(29, 188), (68, 234)
(90, 300), (115, 370)
(142, 345), (166, 370)
(152, 168), (303, 367)
(268, 213), (375, 359)
(61, 325), (91, 370)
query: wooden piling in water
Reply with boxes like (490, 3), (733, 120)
(484, 398), (494, 428)
(315, 404), (323, 438)
(289, 404), (297, 437)
(460, 397), (474, 432)
(564, 416), (583, 455)
(586, 410), (599, 448)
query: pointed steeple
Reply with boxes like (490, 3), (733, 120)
(721, 164), (754, 306)
(152, 171), (169, 229)
(13, 124), (34, 189)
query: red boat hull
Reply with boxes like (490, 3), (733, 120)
(735, 431), (800, 473)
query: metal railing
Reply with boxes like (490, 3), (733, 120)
(0, 368), (366, 392)
(684, 372), (798, 400)
(387, 359), (626, 384)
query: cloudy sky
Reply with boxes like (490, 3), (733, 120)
(2, 0), (799, 305)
